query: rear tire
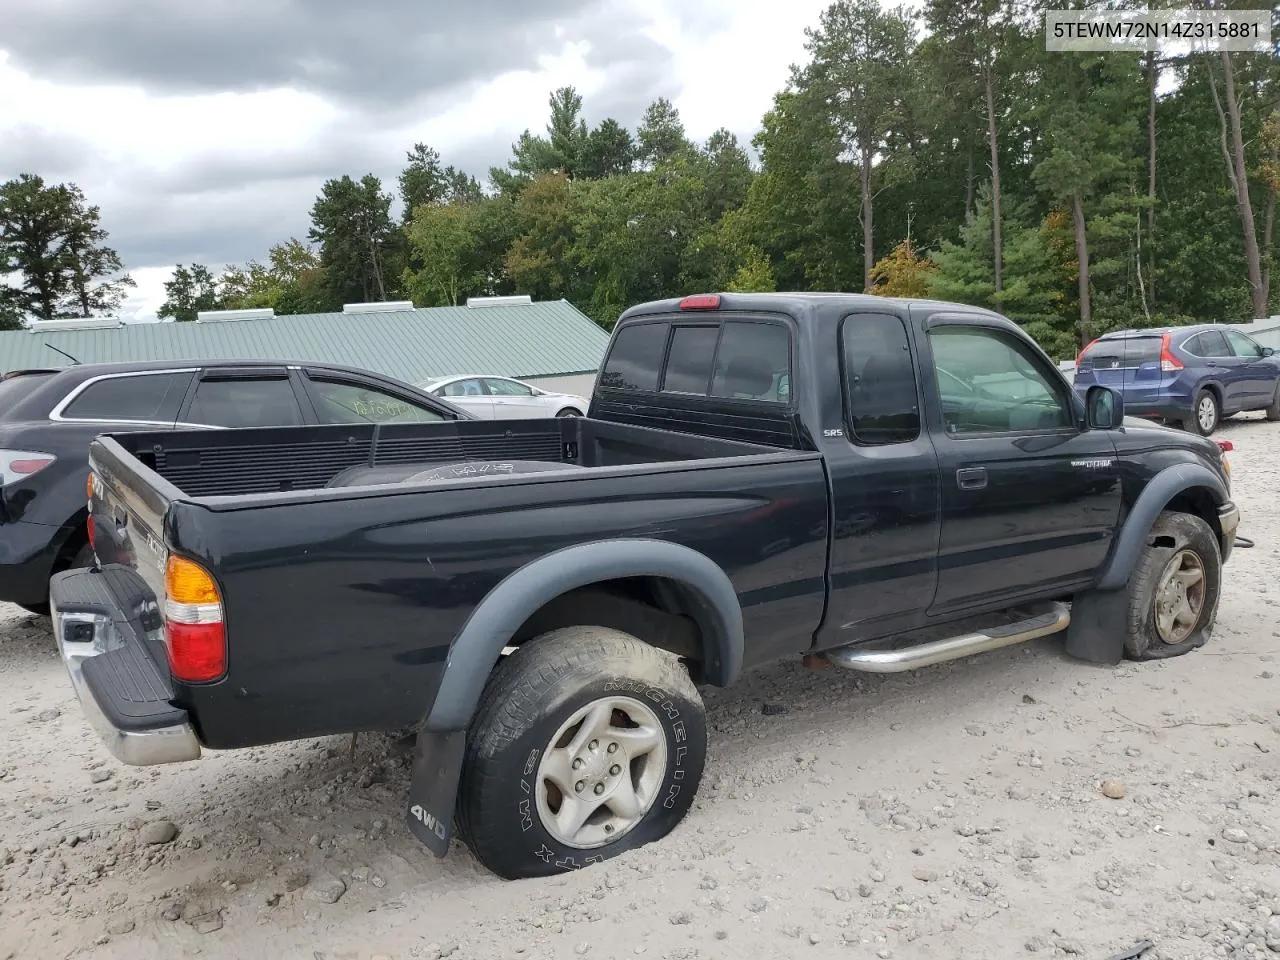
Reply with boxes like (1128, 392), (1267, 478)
(1122, 510), (1221, 661)
(555, 407), (582, 418)
(1183, 389), (1219, 435)
(456, 627), (707, 880)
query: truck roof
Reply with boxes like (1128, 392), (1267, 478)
(617, 292), (1005, 324)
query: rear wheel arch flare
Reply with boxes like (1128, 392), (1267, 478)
(424, 539), (745, 732)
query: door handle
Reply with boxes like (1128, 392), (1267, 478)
(956, 467), (988, 490)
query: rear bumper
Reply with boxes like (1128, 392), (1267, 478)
(50, 566), (201, 766)
(1219, 500), (1241, 564)
(1122, 402), (1193, 422)
(0, 519), (62, 605)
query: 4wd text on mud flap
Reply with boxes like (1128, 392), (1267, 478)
(409, 804), (447, 840)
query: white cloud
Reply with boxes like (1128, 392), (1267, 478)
(0, 0), (834, 323)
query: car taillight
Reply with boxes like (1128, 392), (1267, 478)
(1075, 338), (1098, 366)
(1216, 440), (1233, 452)
(679, 294), (721, 311)
(163, 556), (226, 683)
(0, 449), (56, 487)
(1159, 333), (1183, 372)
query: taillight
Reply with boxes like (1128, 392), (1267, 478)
(163, 556), (226, 683)
(679, 294), (721, 311)
(1216, 440), (1233, 452)
(1159, 334), (1183, 372)
(86, 514), (95, 549)
(0, 449), (56, 487)
(1075, 338), (1098, 366)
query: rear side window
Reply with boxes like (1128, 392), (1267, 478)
(661, 326), (719, 394)
(841, 314), (920, 444)
(599, 322), (669, 392)
(0, 372), (56, 415)
(710, 321), (792, 402)
(186, 377), (304, 428)
(1188, 330), (1231, 358)
(439, 379), (487, 397)
(60, 372), (194, 423)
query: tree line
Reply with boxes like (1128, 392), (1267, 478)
(5, 0), (1278, 357)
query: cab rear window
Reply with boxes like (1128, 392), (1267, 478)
(599, 322), (669, 392)
(599, 317), (793, 403)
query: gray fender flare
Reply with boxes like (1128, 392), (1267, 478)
(1066, 463), (1228, 666)
(1094, 463), (1228, 592)
(424, 538), (744, 732)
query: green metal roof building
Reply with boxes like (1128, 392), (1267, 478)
(0, 297), (611, 396)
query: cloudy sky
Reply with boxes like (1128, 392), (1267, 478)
(0, 0), (838, 322)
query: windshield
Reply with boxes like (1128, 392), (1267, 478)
(0, 371), (57, 418)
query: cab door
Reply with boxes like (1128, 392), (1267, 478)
(919, 315), (1122, 617)
(821, 312), (941, 644)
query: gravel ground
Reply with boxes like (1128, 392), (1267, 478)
(2, 414), (1278, 960)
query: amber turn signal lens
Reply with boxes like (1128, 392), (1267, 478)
(165, 556), (220, 605)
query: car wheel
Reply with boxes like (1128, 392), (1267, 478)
(1184, 389), (1219, 436)
(555, 407), (582, 418)
(1265, 384), (1280, 422)
(1122, 510), (1221, 661)
(456, 626), (707, 880)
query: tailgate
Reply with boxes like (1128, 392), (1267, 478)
(88, 437), (182, 666)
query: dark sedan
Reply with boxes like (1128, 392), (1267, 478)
(0, 359), (470, 614)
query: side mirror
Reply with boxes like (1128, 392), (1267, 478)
(1262, 346), (1275, 357)
(1086, 385), (1124, 430)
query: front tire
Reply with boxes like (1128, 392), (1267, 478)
(1122, 510), (1221, 661)
(457, 627), (707, 879)
(1265, 385), (1280, 422)
(555, 407), (582, 418)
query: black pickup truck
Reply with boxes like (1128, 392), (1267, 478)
(49, 293), (1240, 880)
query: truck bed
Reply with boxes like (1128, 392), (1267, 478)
(85, 416), (831, 751)
(104, 416), (797, 499)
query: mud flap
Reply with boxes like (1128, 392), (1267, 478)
(405, 728), (466, 857)
(1064, 588), (1128, 665)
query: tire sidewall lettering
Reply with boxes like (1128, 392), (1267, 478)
(516, 678), (691, 871)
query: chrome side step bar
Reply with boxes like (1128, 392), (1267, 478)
(825, 602), (1071, 674)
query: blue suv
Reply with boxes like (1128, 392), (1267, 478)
(1073, 325), (1280, 436)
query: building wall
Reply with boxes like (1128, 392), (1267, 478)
(526, 373), (598, 398)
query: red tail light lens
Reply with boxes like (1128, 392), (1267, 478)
(1216, 440), (1233, 452)
(86, 514), (95, 549)
(1159, 334), (1183, 372)
(1075, 338), (1098, 365)
(163, 556), (226, 682)
(164, 620), (228, 683)
(0, 450), (56, 487)
(679, 294), (721, 311)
